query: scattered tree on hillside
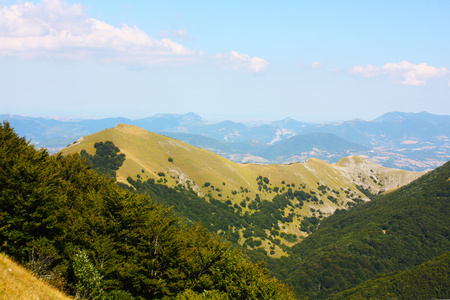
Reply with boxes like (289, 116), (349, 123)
(80, 141), (125, 178)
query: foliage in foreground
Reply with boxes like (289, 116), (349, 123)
(0, 122), (295, 299)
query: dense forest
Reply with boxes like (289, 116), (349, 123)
(0, 122), (296, 299)
(332, 251), (450, 299)
(267, 158), (450, 298)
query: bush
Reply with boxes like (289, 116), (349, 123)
(73, 250), (104, 300)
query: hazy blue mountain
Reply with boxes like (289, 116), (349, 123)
(192, 120), (250, 142)
(160, 132), (243, 154)
(161, 132), (269, 163)
(134, 112), (205, 132)
(0, 114), (91, 151)
(306, 111), (450, 147)
(255, 133), (369, 163)
(1, 111), (449, 171)
(374, 111), (450, 124)
(269, 117), (311, 133)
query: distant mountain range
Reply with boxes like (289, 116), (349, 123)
(2, 111), (449, 171)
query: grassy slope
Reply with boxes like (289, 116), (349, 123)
(0, 253), (72, 300)
(334, 155), (426, 194)
(62, 124), (424, 244)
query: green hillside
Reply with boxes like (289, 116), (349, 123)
(332, 251), (450, 299)
(276, 159), (450, 298)
(0, 122), (295, 299)
(61, 124), (424, 255)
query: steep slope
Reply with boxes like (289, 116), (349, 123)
(0, 253), (72, 300)
(0, 122), (296, 299)
(334, 155), (425, 194)
(62, 124), (424, 253)
(278, 159), (450, 298)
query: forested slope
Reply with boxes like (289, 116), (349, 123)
(0, 122), (295, 299)
(276, 158), (450, 298)
(332, 251), (450, 299)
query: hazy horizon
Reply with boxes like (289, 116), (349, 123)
(3, 110), (447, 126)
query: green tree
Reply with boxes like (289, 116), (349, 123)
(80, 141), (125, 178)
(0, 122), (296, 300)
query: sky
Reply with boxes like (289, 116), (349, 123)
(0, 0), (449, 122)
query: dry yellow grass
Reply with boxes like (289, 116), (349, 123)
(0, 253), (72, 300)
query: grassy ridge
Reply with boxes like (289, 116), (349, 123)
(64, 124), (420, 204)
(62, 124), (424, 249)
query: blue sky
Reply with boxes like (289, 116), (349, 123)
(1, 0), (449, 122)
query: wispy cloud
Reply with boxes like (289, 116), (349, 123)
(214, 50), (269, 73)
(310, 61), (322, 69)
(160, 27), (191, 40)
(351, 61), (449, 86)
(0, 0), (269, 72)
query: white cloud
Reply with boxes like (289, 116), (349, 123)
(310, 61), (322, 69)
(214, 50), (269, 73)
(0, 0), (269, 72)
(351, 61), (449, 86)
(0, 0), (194, 64)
